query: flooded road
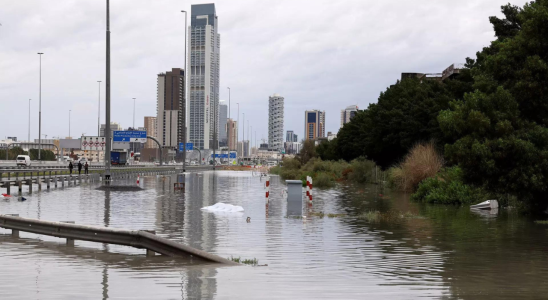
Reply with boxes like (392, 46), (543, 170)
(0, 171), (547, 299)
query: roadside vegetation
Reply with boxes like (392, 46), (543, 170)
(0, 147), (56, 161)
(301, 2), (548, 212)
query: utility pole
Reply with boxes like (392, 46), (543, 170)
(28, 99), (31, 142)
(69, 110), (71, 137)
(105, 0), (112, 178)
(37, 52), (43, 160)
(97, 81), (101, 136)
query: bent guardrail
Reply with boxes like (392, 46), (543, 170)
(0, 214), (237, 265)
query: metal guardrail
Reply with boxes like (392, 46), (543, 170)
(0, 214), (237, 265)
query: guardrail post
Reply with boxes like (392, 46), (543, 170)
(18, 181), (22, 195)
(144, 230), (157, 257)
(38, 172), (42, 191)
(61, 221), (75, 246)
(46, 177), (50, 190)
(54, 172), (58, 188)
(7, 214), (20, 237)
(6, 182), (10, 195)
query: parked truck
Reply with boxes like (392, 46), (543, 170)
(111, 151), (128, 165)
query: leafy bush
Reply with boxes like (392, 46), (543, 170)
(313, 172), (335, 188)
(282, 157), (301, 170)
(389, 142), (444, 192)
(269, 166), (281, 175)
(411, 166), (490, 205)
(347, 158), (376, 183)
(280, 168), (301, 180)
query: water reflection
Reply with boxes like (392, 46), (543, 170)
(0, 172), (548, 299)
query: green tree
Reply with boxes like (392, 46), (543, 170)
(316, 138), (340, 161)
(439, 1), (548, 207)
(28, 149), (56, 161)
(297, 139), (317, 165)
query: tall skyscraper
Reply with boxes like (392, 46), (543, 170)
(305, 110), (325, 140)
(219, 101), (228, 147)
(144, 116), (157, 148)
(227, 119), (238, 151)
(286, 130), (298, 142)
(188, 3), (221, 150)
(341, 105), (359, 127)
(268, 93), (284, 151)
(157, 68), (185, 148)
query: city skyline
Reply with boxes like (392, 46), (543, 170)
(0, 0), (524, 142)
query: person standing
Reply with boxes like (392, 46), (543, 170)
(78, 161), (83, 175)
(68, 161), (74, 175)
(84, 162), (89, 175)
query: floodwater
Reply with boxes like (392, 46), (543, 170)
(0, 171), (547, 299)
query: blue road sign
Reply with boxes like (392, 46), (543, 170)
(113, 131), (147, 142)
(179, 142), (193, 152)
(211, 154), (229, 158)
(229, 152), (236, 159)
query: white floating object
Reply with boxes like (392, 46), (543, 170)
(470, 200), (498, 210)
(201, 203), (244, 213)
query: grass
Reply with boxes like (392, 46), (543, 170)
(389, 141), (444, 192)
(534, 220), (548, 225)
(228, 256), (259, 266)
(327, 213), (346, 218)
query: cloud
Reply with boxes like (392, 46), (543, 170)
(0, 0), (527, 143)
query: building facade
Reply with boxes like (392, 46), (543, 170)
(157, 68), (185, 148)
(219, 101), (228, 147)
(268, 93), (284, 151)
(286, 130), (298, 142)
(305, 110), (325, 140)
(227, 118), (238, 151)
(100, 122), (122, 137)
(188, 3), (221, 150)
(340, 105), (358, 128)
(144, 116), (158, 148)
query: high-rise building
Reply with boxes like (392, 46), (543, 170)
(286, 130), (298, 143)
(340, 105), (359, 128)
(100, 122), (122, 137)
(227, 118), (238, 151)
(268, 93), (284, 151)
(188, 3), (221, 150)
(157, 68), (185, 148)
(144, 116), (157, 148)
(305, 110), (325, 140)
(219, 101), (228, 147)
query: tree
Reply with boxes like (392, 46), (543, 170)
(297, 140), (316, 165)
(316, 138), (340, 161)
(439, 1), (548, 207)
(336, 76), (472, 169)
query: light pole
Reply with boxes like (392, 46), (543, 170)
(243, 112), (245, 158)
(105, 0), (112, 178)
(237, 102), (239, 158)
(181, 9), (188, 171)
(132, 98), (136, 128)
(28, 99), (31, 142)
(69, 110), (71, 137)
(37, 52), (43, 160)
(97, 81), (101, 136)
(227, 87), (231, 119)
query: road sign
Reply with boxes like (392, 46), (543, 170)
(113, 131), (147, 143)
(211, 154), (229, 158)
(81, 136), (106, 151)
(229, 152), (236, 159)
(178, 142), (193, 152)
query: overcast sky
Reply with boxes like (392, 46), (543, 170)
(0, 0), (528, 144)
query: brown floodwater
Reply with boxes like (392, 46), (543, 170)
(0, 171), (547, 299)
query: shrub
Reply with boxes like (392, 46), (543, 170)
(411, 166), (490, 205)
(269, 166), (281, 175)
(313, 172), (335, 188)
(280, 168), (301, 180)
(389, 141), (443, 192)
(282, 157), (301, 170)
(347, 158), (376, 183)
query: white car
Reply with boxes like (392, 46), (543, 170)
(16, 155), (31, 167)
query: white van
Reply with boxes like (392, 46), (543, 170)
(16, 155), (31, 167)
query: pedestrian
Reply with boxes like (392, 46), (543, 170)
(78, 161), (83, 175)
(68, 161), (73, 175)
(84, 162), (89, 175)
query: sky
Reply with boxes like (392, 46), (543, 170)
(0, 0), (529, 145)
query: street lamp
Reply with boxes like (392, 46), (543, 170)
(132, 98), (136, 128)
(237, 102), (239, 157)
(28, 99), (31, 142)
(227, 87), (231, 119)
(98, 81), (102, 136)
(69, 110), (71, 137)
(37, 52), (43, 160)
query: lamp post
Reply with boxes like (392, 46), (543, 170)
(69, 110), (71, 137)
(105, 0), (112, 177)
(28, 99), (31, 142)
(181, 9), (188, 171)
(97, 81), (101, 136)
(237, 102), (239, 158)
(243, 112), (245, 158)
(132, 98), (136, 128)
(227, 87), (230, 119)
(37, 52), (43, 160)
